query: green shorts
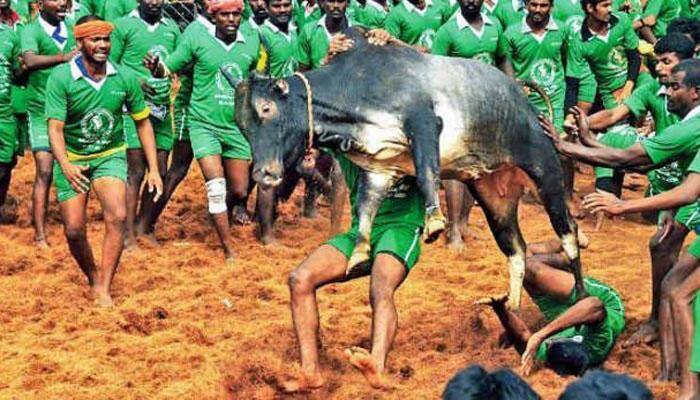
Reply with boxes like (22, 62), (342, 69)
(326, 224), (423, 271)
(594, 125), (642, 180)
(53, 151), (127, 203)
(124, 113), (174, 151)
(173, 103), (189, 142)
(0, 118), (18, 163)
(189, 121), (251, 160)
(533, 281), (625, 365)
(690, 293), (700, 373)
(27, 110), (49, 152)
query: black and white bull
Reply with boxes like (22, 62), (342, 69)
(234, 28), (583, 310)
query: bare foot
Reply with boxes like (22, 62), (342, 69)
(231, 206), (251, 225)
(623, 320), (658, 348)
(124, 236), (138, 251)
(446, 230), (466, 254)
(225, 253), (236, 266)
(279, 371), (325, 393)
(35, 238), (49, 250)
(344, 347), (392, 390)
(142, 232), (159, 246)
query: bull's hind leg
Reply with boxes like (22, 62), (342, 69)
(404, 111), (446, 243)
(467, 167), (527, 310)
(347, 171), (398, 277)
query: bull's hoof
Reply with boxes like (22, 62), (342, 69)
(347, 247), (371, 277)
(424, 214), (447, 244)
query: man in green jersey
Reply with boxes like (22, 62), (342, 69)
(260, 0), (298, 77)
(478, 239), (624, 377)
(292, 0), (323, 29)
(493, 0), (524, 27)
(282, 154), (425, 392)
(351, 0), (390, 29)
(296, 0), (358, 69)
(21, 0), (76, 247)
(431, 0), (507, 253)
(46, 16), (162, 307)
(384, 0), (450, 51)
(542, 59), (700, 396)
(145, 0), (260, 262)
(0, 13), (22, 217)
(246, 0), (267, 29)
(110, 0), (180, 247)
(636, 0), (680, 44)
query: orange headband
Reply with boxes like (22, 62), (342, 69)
(73, 21), (114, 40)
(208, 0), (244, 13)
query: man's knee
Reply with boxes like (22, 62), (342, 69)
(35, 166), (52, 184)
(288, 267), (314, 296)
(206, 177), (227, 214)
(104, 207), (127, 227)
(127, 167), (145, 185)
(64, 225), (86, 242)
(229, 182), (249, 200)
(661, 274), (682, 298)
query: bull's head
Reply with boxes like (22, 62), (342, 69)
(233, 74), (307, 189)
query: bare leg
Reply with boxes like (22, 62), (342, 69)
(125, 149), (146, 249)
(625, 222), (688, 348)
(135, 149), (168, 244)
(329, 159), (346, 236)
(284, 245), (356, 393)
(0, 159), (16, 209)
(669, 264), (700, 399)
(658, 253), (700, 381)
(91, 177), (127, 307)
(32, 151), (53, 247)
(224, 158), (251, 225)
(476, 294), (533, 354)
(198, 155), (234, 261)
(346, 253), (407, 389)
(59, 192), (96, 286)
(444, 180), (466, 253)
(140, 140), (194, 234)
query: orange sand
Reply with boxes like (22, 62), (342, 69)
(0, 156), (681, 399)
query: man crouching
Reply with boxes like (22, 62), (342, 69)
(283, 154), (424, 392)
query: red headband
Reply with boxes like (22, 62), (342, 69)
(73, 20), (114, 40)
(208, 0), (244, 13)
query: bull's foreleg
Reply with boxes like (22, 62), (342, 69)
(255, 185), (278, 245)
(329, 158), (347, 236)
(404, 112), (446, 243)
(467, 169), (527, 310)
(346, 171), (398, 277)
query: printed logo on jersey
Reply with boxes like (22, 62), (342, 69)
(566, 15), (583, 35)
(529, 58), (558, 88)
(609, 46), (628, 73)
(0, 55), (10, 97)
(216, 62), (243, 95)
(417, 29), (436, 49)
(149, 45), (170, 60)
(473, 52), (494, 65)
(80, 108), (115, 143)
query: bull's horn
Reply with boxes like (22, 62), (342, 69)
(219, 67), (242, 89)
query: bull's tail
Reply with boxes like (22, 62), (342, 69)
(515, 121), (587, 299)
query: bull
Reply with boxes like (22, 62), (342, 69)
(232, 28), (584, 310)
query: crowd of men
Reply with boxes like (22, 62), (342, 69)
(2, 0), (700, 396)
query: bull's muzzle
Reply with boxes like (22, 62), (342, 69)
(253, 162), (284, 188)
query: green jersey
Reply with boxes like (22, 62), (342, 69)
(292, 0), (323, 29)
(493, 0), (524, 29)
(432, 13), (505, 66)
(259, 20), (299, 78)
(534, 277), (625, 365)
(679, 0), (700, 18)
(0, 24), (20, 120)
(164, 24), (261, 135)
(568, 13), (638, 108)
(82, 0), (137, 22)
(20, 16), (76, 115)
(481, 0), (500, 21)
(642, 109), (700, 177)
(44, 58), (149, 157)
(336, 154), (424, 230)
(296, 15), (359, 69)
(642, 0), (681, 37)
(503, 18), (571, 128)
(11, 0), (32, 24)
(553, 0), (583, 22)
(613, 0), (643, 21)
(110, 10), (181, 106)
(352, 0), (391, 29)
(384, 0), (450, 47)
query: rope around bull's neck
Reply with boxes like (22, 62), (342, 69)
(293, 72), (315, 157)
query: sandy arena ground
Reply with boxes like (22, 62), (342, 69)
(0, 155), (685, 399)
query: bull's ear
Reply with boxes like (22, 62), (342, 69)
(274, 79), (289, 96)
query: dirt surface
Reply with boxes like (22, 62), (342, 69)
(0, 156), (683, 399)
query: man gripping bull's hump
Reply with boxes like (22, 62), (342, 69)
(235, 27), (585, 310)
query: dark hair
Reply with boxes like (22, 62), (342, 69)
(545, 341), (591, 376)
(690, 19), (700, 44)
(443, 365), (540, 400)
(672, 59), (700, 88)
(668, 17), (695, 36)
(655, 33), (696, 60)
(75, 14), (103, 26)
(581, 0), (607, 12)
(559, 370), (653, 400)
